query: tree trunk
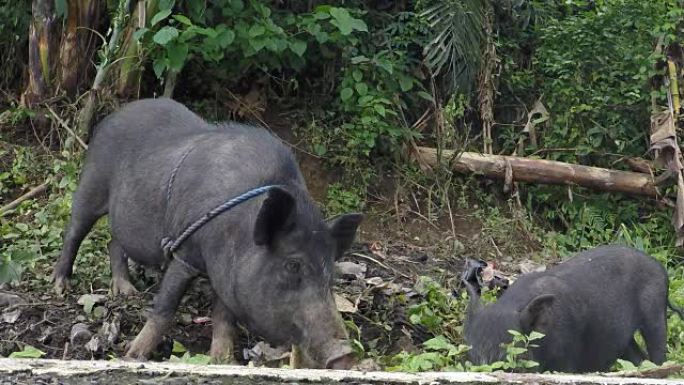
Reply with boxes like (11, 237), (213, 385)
(414, 147), (659, 197)
(22, 0), (57, 106)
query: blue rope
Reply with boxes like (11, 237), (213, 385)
(160, 185), (284, 258)
(166, 147), (195, 206)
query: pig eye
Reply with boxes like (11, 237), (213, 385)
(285, 259), (301, 274)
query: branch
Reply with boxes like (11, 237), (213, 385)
(0, 182), (49, 216)
(46, 105), (88, 150)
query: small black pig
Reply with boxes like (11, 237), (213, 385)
(464, 245), (682, 373)
(52, 98), (363, 368)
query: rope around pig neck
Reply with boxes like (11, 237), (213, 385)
(160, 147), (285, 273)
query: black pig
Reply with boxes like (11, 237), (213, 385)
(464, 245), (682, 373)
(52, 98), (363, 368)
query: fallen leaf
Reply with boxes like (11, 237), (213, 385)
(9, 345), (46, 358)
(1, 308), (21, 324)
(335, 261), (367, 280)
(334, 293), (357, 313)
(85, 336), (102, 353)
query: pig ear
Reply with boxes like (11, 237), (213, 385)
(327, 213), (363, 260)
(253, 188), (296, 246)
(520, 294), (554, 333)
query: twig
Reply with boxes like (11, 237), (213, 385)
(0, 182), (49, 216)
(3, 301), (64, 313)
(350, 252), (413, 280)
(62, 342), (69, 360)
(45, 104), (88, 150)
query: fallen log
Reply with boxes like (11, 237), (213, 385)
(0, 358), (681, 385)
(415, 147), (659, 197)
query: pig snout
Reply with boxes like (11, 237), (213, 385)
(296, 294), (356, 369)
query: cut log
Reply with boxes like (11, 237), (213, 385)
(414, 147), (659, 197)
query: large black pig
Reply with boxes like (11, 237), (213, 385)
(52, 98), (363, 368)
(464, 245), (682, 373)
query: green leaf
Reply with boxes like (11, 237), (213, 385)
(350, 18), (368, 33)
(616, 359), (638, 371)
(352, 70), (363, 82)
(15, 223), (28, 232)
(373, 104), (386, 117)
(172, 340), (187, 354)
(217, 29), (235, 48)
(172, 14), (192, 26)
(528, 331), (546, 341)
(507, 347), (527, 355)
(355, 82), (368, 96)
(399, 75), (413, 92)
(9, 345), (46, 359)
(313, 144), (327, 156)
(351, 56), (369, 64)
(133, 27), (149, 42)
(55, 0), (68, 18)
(153, 58), (168, 78)
(230, 0), (244, 11)
(249, 24), (265, 37)
(82, 296), (95, 315)
(340, 88), (353, 101)
(289, 40), (307, 57)
(158, 0), (175, 11)
(153, 26), (179, 45)
(523, 360), (540, 368)
(166, 42), (189, 71)
(151, 10), (172, 26)
(423, 336), (453, 351)
(329, 8), (353, 35)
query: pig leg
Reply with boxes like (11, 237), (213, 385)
(53, 171), (108, 295)
(126, 259), (196, 360)
(620, 338), (647, 365)
(209, 298), (237, 364)
(109, 239), (138, 296)
(641, 312), (667, 365)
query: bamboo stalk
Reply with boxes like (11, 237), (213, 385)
(668, 59), (680, 115)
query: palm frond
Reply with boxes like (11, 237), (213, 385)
(420, 0), (485, 94)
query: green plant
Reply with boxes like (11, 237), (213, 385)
(325, 183), (364, 217)
(418, 0), (483, 94)
(407, 277), (466, 340)
(387, 335), (470, 372)
(467, 330), (544, 372)
(0, 150), (110, 287)
(136, 1), (369, 82)
(168, 340), (213, 364)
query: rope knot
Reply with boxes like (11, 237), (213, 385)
(160, 237), (174, 259)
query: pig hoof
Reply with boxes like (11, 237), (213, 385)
(124, 343), (151, 361)
(53, 275), (70, 296)
(111, 279), (138, 296)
